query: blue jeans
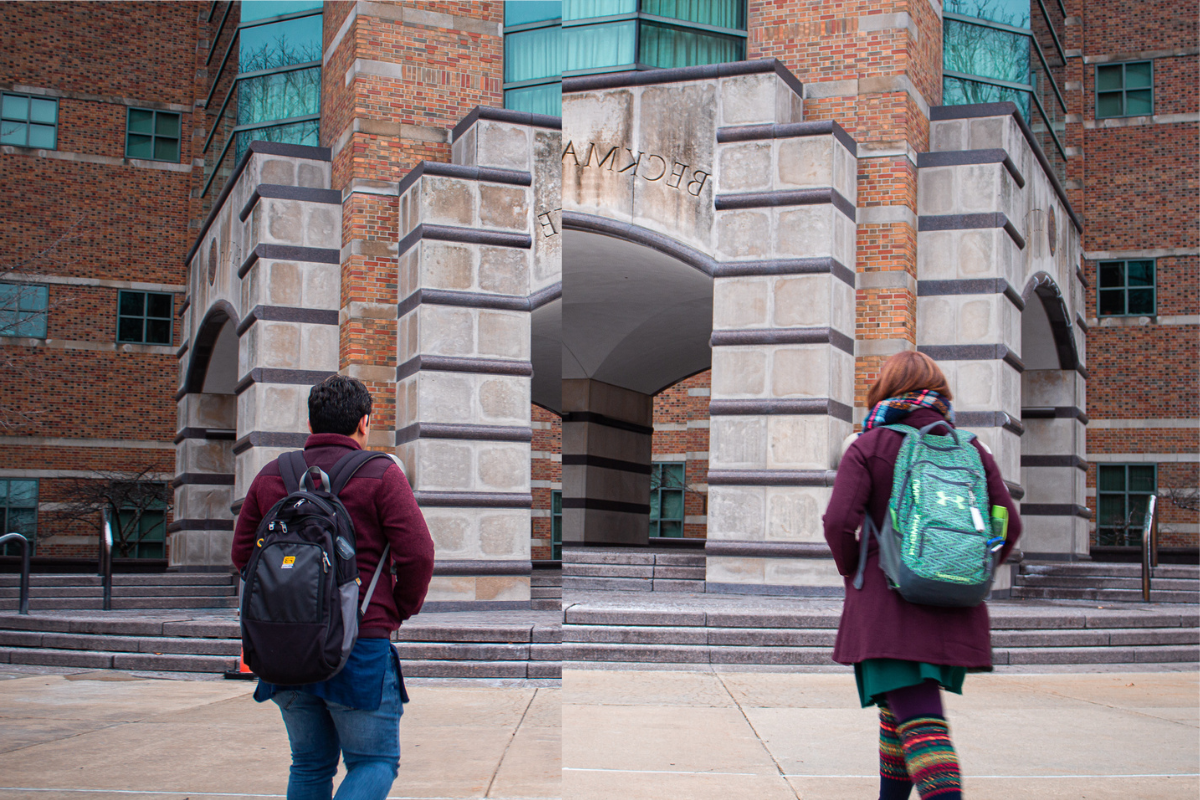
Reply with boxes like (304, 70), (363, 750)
(271, 659), (404, 800)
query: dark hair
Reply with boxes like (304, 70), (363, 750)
(308, 375), (372, 435)
(866, 351), (953, 408)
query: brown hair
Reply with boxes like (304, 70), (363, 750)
(866, 351), (953, 408)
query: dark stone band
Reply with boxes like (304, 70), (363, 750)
(232, 431), (310, 455)
(714, 187), (856, 221)
(917, 278), (1025, 311)
(561, 454), (652, 475)
(560, 497), (652, 515)
(1021, 406), (1089, 424)
(396, 223), (532, 258)
(916, 148), (1025, 189)
(166, 518), (235, 533)
(716, 119), (858, 156)
(239, 184), (341, 222)
(397, 287), (531, 317)
(918, 212), (1026, 250)
(1021, 454), (1088, 471)
(712, 256), (855, 286)
(397, 161), (532, 198)
(432, 560), (533, 576)
(234, 368), (336, 396)
(954, 411), (1025, 436)
(173, 427), (237, 444)
(171, 473), (235, 488)
(707, 470), (837, 487)
(530, 281), (562, 310)
(396, 355), (533, 382)
(709, 398), (853, 423)
(706, 540), (833, 559)
(561, 412), (654, 437)
(395, 423), (533, 445)
(917, 344), (1025, 373)
(237, 243), (340, 279)
(710, 326), (854, 355)
(414, 492), (533, 508)
(235, 304), (340, 336)
(1020, 503), (1093, 519)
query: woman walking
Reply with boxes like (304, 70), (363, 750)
(822, 351), (1021, 799)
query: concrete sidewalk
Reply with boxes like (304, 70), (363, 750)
(0, 670), (560, 800)
(564, 669), (1199, 799)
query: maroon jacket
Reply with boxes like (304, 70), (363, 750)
(232, 434), (435, 638)
(822, 408), (1022, 667)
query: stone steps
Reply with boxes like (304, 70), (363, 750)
(1009, 587), (1199, 603)
(1012, 562), (1200, 604)
(0, 573), (236, 587)
(561, 602), (1200, 668)
(530, 568), (562, 610)
(562, 548), (706, 594)
(0, 572), (239, 611)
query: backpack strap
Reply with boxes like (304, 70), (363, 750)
(278, 451), (307, 494)
(360, 543), (391, 618)
(327, 450), (393, 497)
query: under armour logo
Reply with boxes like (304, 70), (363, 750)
(936, 491), (966, 510)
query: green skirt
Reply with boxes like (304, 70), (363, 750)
(855, 658), (966, 708)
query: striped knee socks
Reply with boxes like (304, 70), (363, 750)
(896, 715), (963, 799)
(878, 706), (913, 799)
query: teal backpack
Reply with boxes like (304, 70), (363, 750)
(852, 421), (1005, 607)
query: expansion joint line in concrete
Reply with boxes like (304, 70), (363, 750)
(715, 672), (804, 799)
(483, 687), (540, 798)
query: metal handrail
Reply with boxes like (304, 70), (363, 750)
(100, 506), (115, 611)
(0, 533), (31, 615)
(1141, 495), (1159, 602)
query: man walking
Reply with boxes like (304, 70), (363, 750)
(232, 375), (435, 800)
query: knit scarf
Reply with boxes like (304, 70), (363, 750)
(863, 389), (954, 432)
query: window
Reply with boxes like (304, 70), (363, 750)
(551, 490), (563, 560)
(126, 108), (181, 162)
(0, 479), (38, 557)
(650, 462), (685, 538)
(0, 283), (49, 339)
(117, 291), (174, 345)
(0, 93), (57, 149)
(505, 1), (563, 116)
(1097, 464), (1156, 547)
(1098, 260), (1155, 317)
(117, 506), (167, 559)
(1096, 61), (1152, 119)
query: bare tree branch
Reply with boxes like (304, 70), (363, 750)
(52, 467), (173, 559)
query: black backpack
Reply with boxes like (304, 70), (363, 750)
(240, 450), (392, 685)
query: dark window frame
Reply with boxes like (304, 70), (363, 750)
(125, 107), (182, 163)
(0, 91), (58, 150)
(0, 282), (50, 339)
(550, 489), (562, 560)
(1095, 60), (1154, 119)
(0, 478), (39, 557)
(650, 461), (686, 538)
(1097, 259), (1156, 317)
(116, 290), (175, 346)
(1096, 464), (1157, 547)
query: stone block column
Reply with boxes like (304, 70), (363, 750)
(1021, 370), (1089, 559)
(705, 120), (859, 595)
(171, 393), (236, 570)
(561, 379), (654, 546)
(394, 110), (558, 608)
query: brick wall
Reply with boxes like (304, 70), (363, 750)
(652, 371), (711, 538)
(531, 404), (561, 560)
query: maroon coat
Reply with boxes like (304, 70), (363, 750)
(822, 408), (1022, 667)
(232, 433), (435, 638)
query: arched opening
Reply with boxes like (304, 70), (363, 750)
(561, 224), (715, 546)
(1019, 273), (1088, 559)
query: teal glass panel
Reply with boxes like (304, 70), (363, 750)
(1125, 89), (1152, 115)
(505, 84), (562, 116)
(0, 482), (6, 502)
(564, 0), (635, 21)
(7, 508), (36, 535)
(664, 463), (684, 485)
(1127, 289), (1153, 314)
(1129, 466), (1156, 493)
(1098, 289), (1124, 316)
(1, 285), (48, 338)
(238, 67), (321, 126)
(1127, 261), (1153, 286)
(649, 490), (661, 518)
(0, 121), (23, 146)
(551, 491), (562, 514)
(1098, 262), (1123, 288)
(661, 490), (684, 520)
(235, 118), (320, 163)
(659, 521), (683, 537)
(944, 0), (1029, 27)
(129, 108), (154, 134)
(119, 291), (144, 316)
(642, 0), (745, 29)
(154, 137), (179, 162)
(505, 25), (564, 82)
(146, 319), (172, 344)
(639, 21), (743, 68)
(240, 14), (323, 71)
(942, 77), (1030, 120)
(241, 0), (323, 23)
(1098, 465), (1125, 492)
(565, 20), (635, 70)
(2, 94), (29, 120)
(147, 293), (172, 318)
(9, 481), (37, 507)
(1097, 494), (1124, 524)
(27, 124), (54, 149)
(1095, 64), (1122, 91)
(156, 113), (180, 138)
(29, 97), (57, 124)
(117, 317), (143, 343)
(1124, 61), (1152, 88)
(506, 1), (563, 25)
(943, 20), (1029, 85)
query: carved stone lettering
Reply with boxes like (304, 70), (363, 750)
(563, 140), (711, 199)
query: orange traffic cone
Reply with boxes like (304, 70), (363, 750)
(223, 647), (256, 680)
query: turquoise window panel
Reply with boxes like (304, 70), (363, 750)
(505, 84), (563, 116)
(650, 462), (686, 539)
(240, 13), (324, 71)
(1, 93), (57, 150)
(0, 283), (49, 339)
(241, 0), (323, 23)
(235, 119), (320, 163)
(642, 0), (745, 29)
(943, 19), (1029, 86)
(505, 25), (564, 83)
(565, 20), (637, 71)
(0, 479), (38, 557)
(944, 0), (1029, 28)
(238, 67), (322, 128)
(507, 1), (565, 25)
(564, 0), (636, 21)
(942, 76), (1031, 121)
(126, 108), (181, 162)
(639, 20), (743, 68)
(1097, 464), (1156, 547)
